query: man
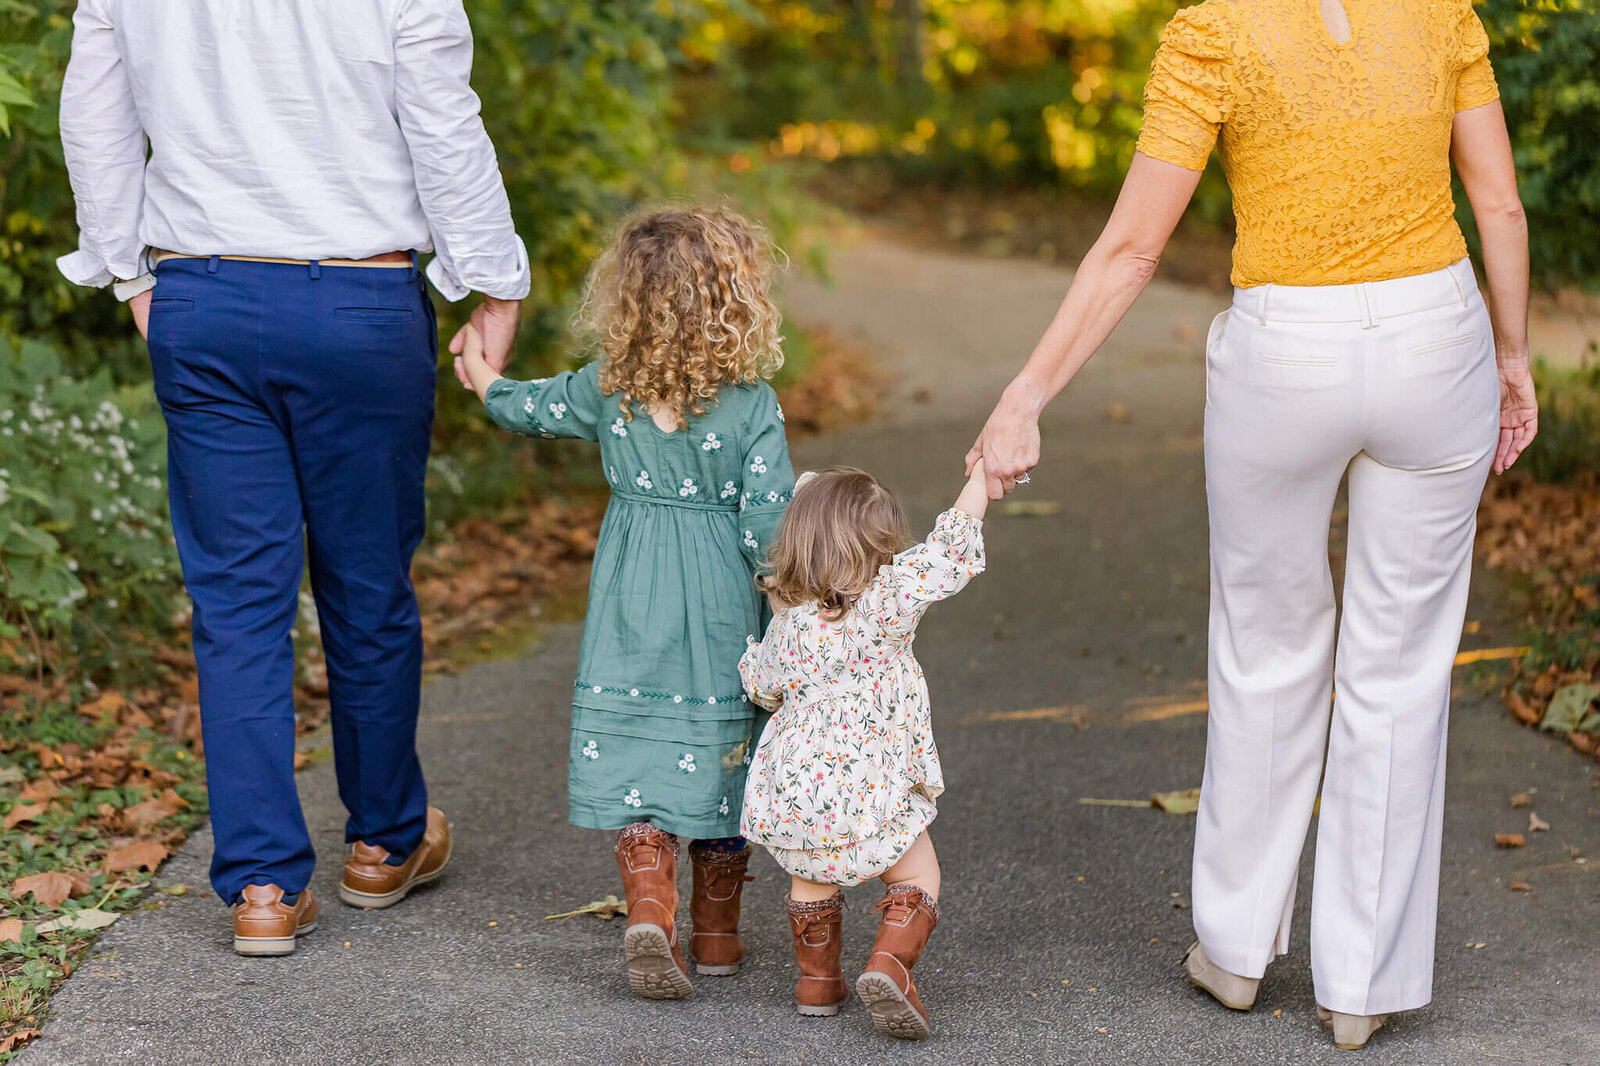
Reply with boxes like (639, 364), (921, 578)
(57, 0), (526, 955)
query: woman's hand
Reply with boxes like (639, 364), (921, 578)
(1494, 359), (1538, 475)
(966, 382), (1043, 499)
(129, 289), (152, 340)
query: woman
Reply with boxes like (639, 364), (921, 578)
(969, 0), (1536, 1051)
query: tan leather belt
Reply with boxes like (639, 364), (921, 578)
(153, 250), (413, 268)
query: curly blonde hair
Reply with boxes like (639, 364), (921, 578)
(763, 468), (913, 622)
(578, 205), (784, 428)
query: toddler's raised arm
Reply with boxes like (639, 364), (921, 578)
(855, 462), (989, 637)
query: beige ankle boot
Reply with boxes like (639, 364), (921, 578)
(1183, 942), (1260, 1010)
(1318, 1006), (1387, 1050)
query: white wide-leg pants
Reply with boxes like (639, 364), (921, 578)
(1194, 259), (1499, 1015)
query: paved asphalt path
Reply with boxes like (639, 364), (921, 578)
(25, 234), (1600, 1066)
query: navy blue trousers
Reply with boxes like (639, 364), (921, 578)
(148, 258), (436, 905)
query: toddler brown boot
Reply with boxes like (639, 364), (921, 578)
(688, 843), (754, 975)
(787, 892), (849, 1016)
(856, 883), (939, 1040)
(615, 823), (692, 999)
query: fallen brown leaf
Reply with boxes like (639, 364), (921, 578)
(544, 894), (627, 921)
(1151, 788), (1203, 814)
(0, 1028), (41, 1053)
(1509, 792), (1532, 808)
(1495, 833), (1526, 848)
(0, 918), (24, 943)
(1508, 881), (1532, 892)
(4, 801), (49, 830)
(13, 870), (74, 909)
(18, 778), (60, 802)
(1528, 812), (1550, 833)
(103, 840), (169, 874)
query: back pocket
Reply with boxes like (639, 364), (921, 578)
(333, 306), (415, 324)
(1398, 333), (1481, 379)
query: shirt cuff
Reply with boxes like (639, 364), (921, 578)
(57, 249), (115, 289)
(424, 236), (532, 302)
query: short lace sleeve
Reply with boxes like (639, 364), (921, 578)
(1454, 2), (1499, 113)
(854, 508), (986, 639)
(1136, 2), (1235, 172)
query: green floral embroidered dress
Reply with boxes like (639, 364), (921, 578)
(484, 363), (794, 838)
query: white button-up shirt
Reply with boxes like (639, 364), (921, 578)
(57, 0), (529, 302)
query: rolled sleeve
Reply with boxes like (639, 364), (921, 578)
(395, 0), (530, 302)
(1135, 4), (1236, 172)
(57, 0), (149, 290)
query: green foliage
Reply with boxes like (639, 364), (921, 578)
(0, 339), (181, 685)
(1471, 0), (1600, 286)
(1522, 354), (1600, 482)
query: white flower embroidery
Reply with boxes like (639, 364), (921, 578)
(707, 696), (717, 705)
(742, 529), (758, 550)
(677, 753), (697, 773)
(608, 465), (619, 485)
(718, 795), (731, 816)
(749, 456), (768, 475)
(766, 491), (781, 503)
(775, 403), (785, 423)
(623, 788), (642, 808)
(592, 685), (603, 693)
(630, 688), (640, 697)
(610, 417), (628, 437)
(635, 469), (653, 490)
(581, 740), (599, 760)
(522, 397), (536, 415)
(701, 432), (723, 452)
(548, 402), (568, 420)
(679, 477), (699, 498)
(720, 480), (737, 500)
(673, 695), (684, 704)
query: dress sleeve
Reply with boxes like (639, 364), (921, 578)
(854, 508), (986, 639)
(737, 384), (796, 574)
(1135, 2), (1235, 172)
(739, 632), (786, 712)
(1454, 2), (1499, 113)
(482, 362), (607, 441)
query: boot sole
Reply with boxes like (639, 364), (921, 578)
(855, 971), (930, 1041)
(796, 1001), (843, 1017)
(624, 923), (693, 1000)
(234, 920), (317, 957)
(695, 963), (740, 976)
(338, 838), (453, 910)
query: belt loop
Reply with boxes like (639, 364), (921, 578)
(1356, 283), (1376, 330)
(408, 250), (418, 282)
(308, 259), (322, 281)
(1255, 284), (1270, 325)
(206, 255), (221, 275)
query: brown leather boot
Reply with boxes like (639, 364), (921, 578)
(232, 884), (318, 956)
(787, 892), (849, 1017)
(615, 823), (692, 999)
(688, 844), (754, 976)
(339, 806), (452, 909)
(855, 884), (939, 1040)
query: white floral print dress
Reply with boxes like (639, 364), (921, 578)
(738, 509), (985, 885)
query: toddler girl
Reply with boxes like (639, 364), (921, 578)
(739, 462), (989, 1040)
(457, 206), (795, 1000)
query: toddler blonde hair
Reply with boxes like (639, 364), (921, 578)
(578, 205), (784, 428)
(764, 468), (913, 621)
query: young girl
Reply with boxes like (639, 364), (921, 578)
(739, 463), (989, 1041)
(457, 207), (795, 1000)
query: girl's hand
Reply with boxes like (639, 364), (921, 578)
(1494, 359), (1538, 475)
(454, 323), (502, 404)
(966, 382), (1042, 499)
(954, 456), (992, 521)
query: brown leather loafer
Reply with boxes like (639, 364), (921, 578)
(339, 806), (452, 909)
(232, 884), (318, 956)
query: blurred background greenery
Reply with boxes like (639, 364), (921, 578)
(1, 0), (1598, 695)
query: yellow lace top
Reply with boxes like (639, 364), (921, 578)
(1136, 0), (1500, 287)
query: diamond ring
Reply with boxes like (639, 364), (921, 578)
(1016, 472), (1032, 485)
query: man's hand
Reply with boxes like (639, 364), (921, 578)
(129, 289), (152, 340)
(449, 296), (522, 390)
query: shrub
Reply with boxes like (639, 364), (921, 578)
(0, 339), (181, 685)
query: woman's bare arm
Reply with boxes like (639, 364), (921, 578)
(967, 153), (1203, 498)
(1452, 99), (1536, 473)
